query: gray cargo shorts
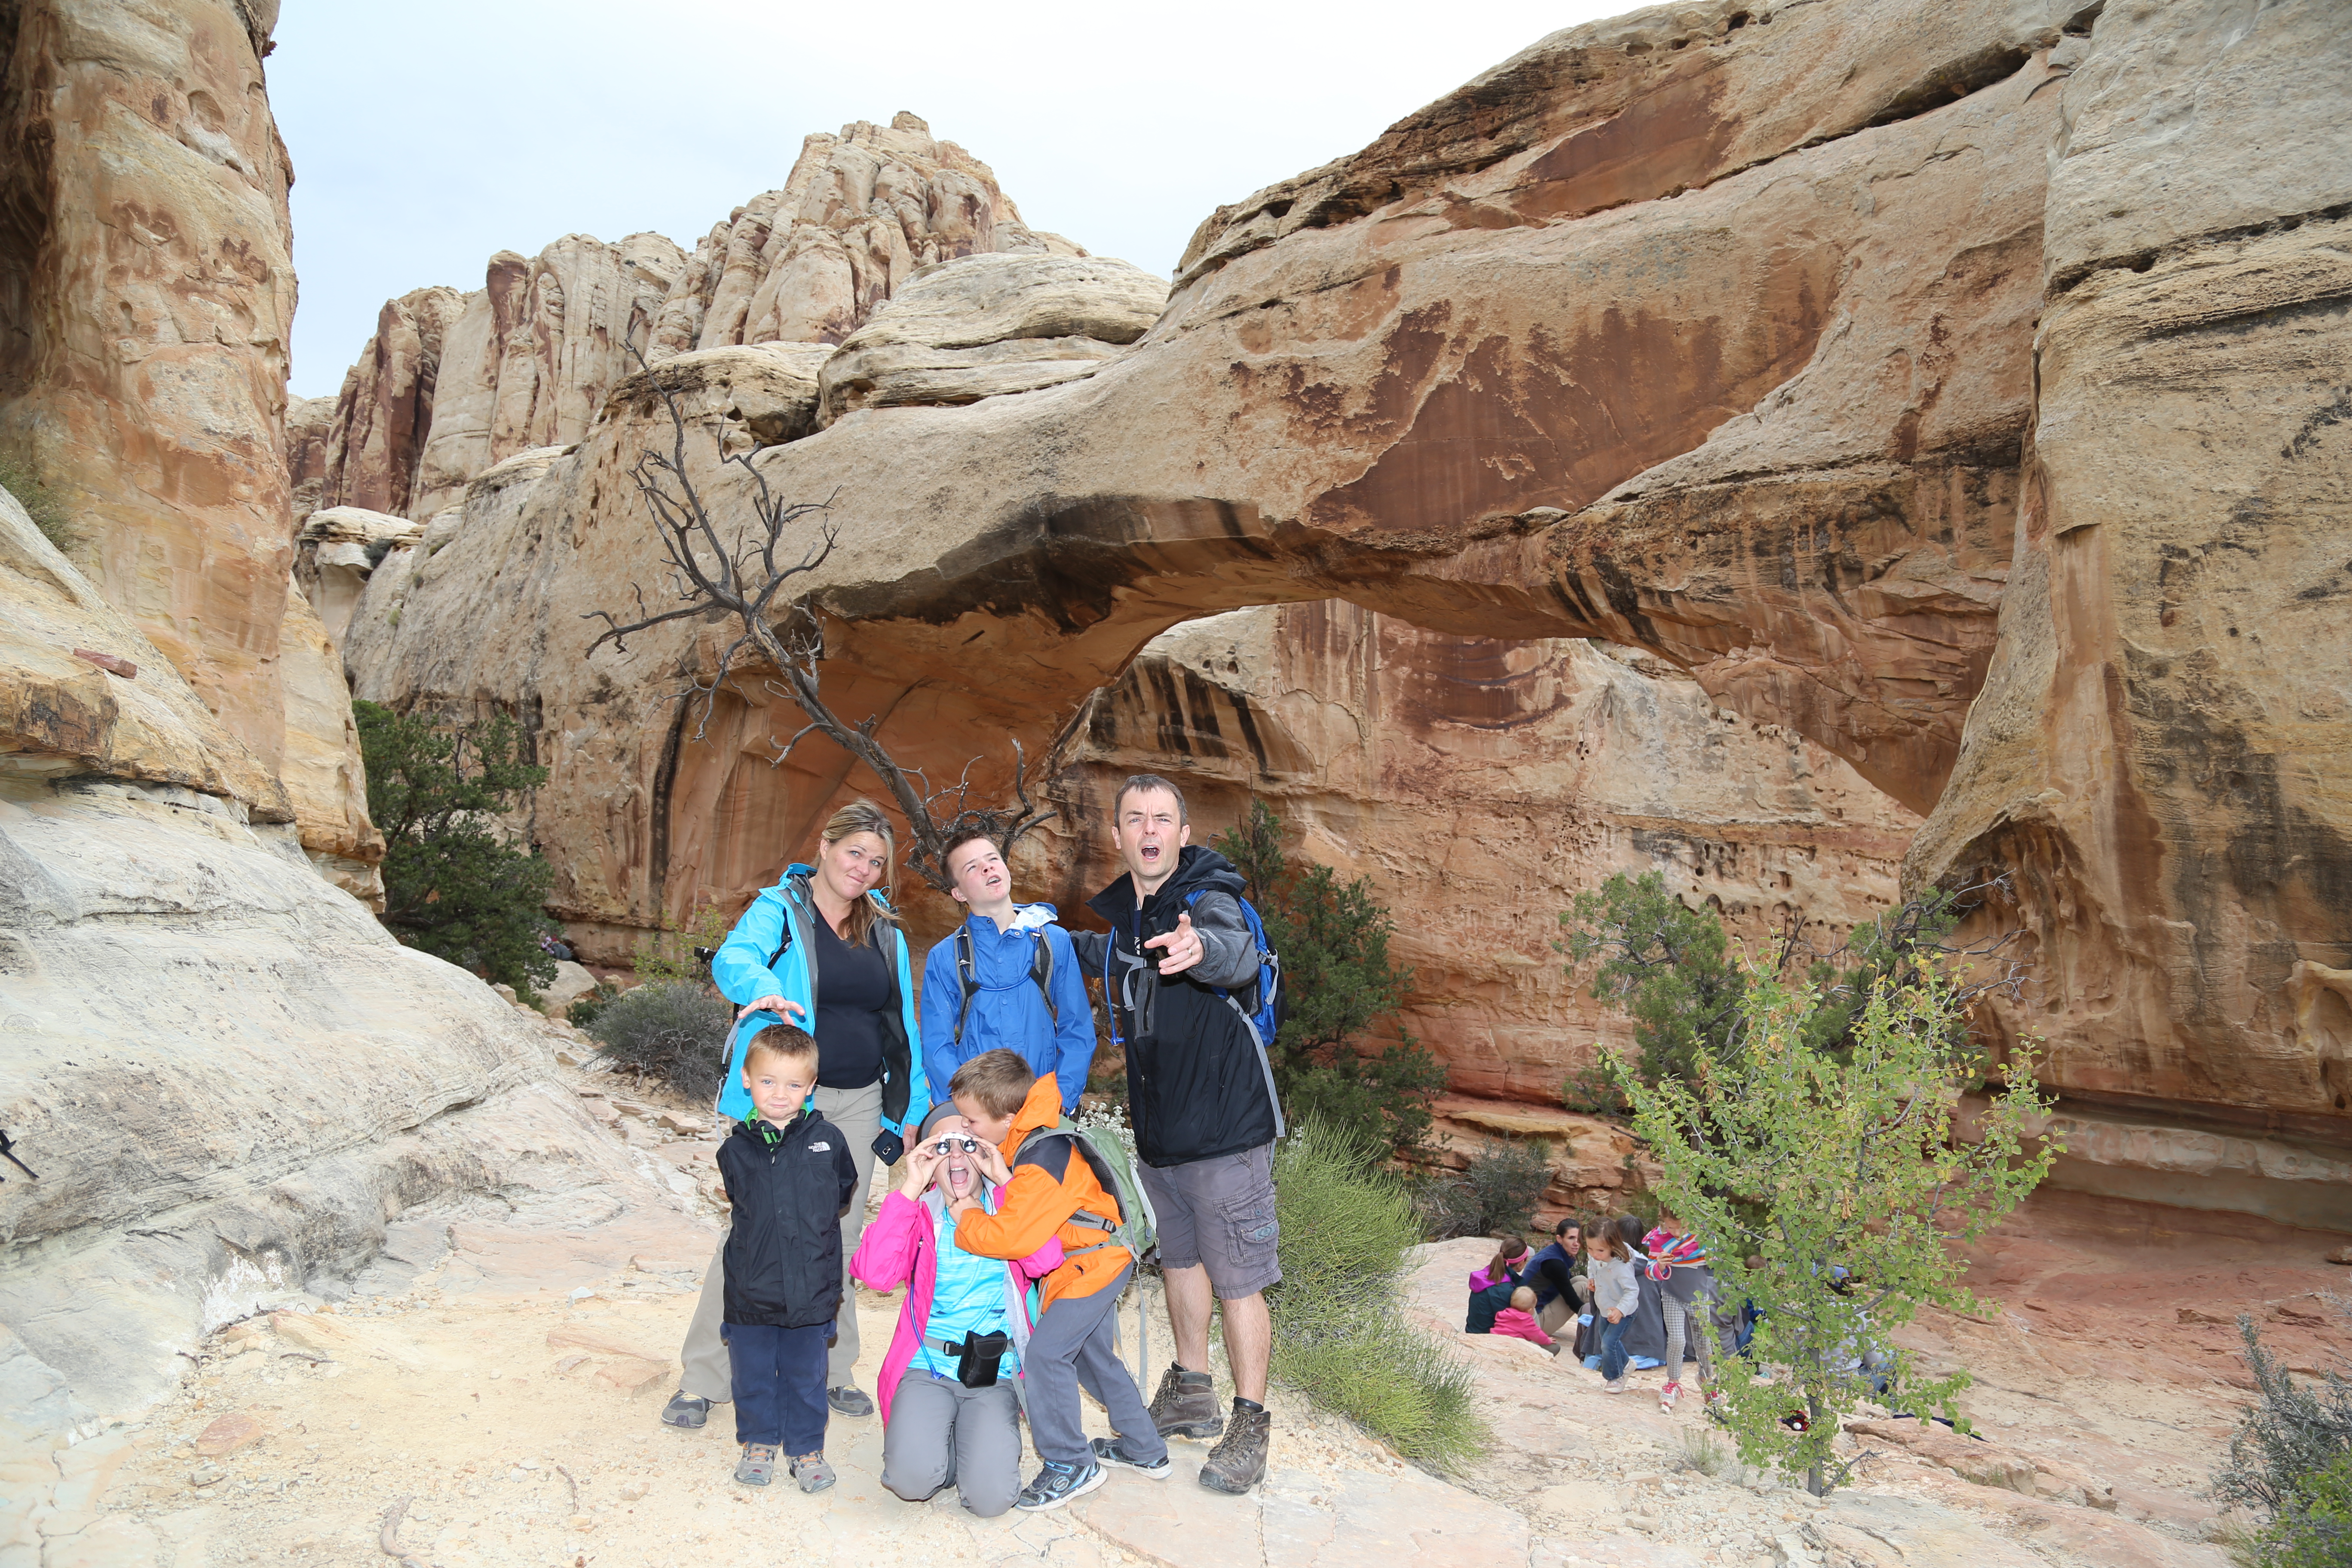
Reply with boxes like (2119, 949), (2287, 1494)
(1139, 1142), (1281, 1299)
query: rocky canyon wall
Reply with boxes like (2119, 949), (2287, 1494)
(0, 0), (378, 889)
(327, 0), (2349, 1225)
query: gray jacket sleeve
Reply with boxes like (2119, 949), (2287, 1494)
(1184, 891), (1262, 991)
(1066, 928), (1109, 973)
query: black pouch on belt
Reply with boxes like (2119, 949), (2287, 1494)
(951, 1331), (1010, 1388)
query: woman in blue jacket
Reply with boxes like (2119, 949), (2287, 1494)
(662, 799), (928, 1431)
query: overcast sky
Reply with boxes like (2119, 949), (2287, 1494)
(272, 1), (1623, 398)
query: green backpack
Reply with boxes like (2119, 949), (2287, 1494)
(1013, 1117), (1158, 1264)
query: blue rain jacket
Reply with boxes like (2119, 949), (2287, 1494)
(919, 904), (1096, 1113)
(710, 865), (928, 1131)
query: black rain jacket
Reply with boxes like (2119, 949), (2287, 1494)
(717, 1108), (859, 1328)
(1073, 845), (1277, 1168)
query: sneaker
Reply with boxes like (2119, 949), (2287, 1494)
(1603, 1378), (1628, 1393)
(1148, 1364), (1224, 1440)
(1660, 1380), (1682, 1412)
(1091, 1436), (1172, 1479)
(1016, 1461), (1106, 1511)
(661, 1391), (710, 1429)
(733, 1443), (777, 1486)
(1197, 1400), (1271, 1495)
(827, 1385), (874, 1418)
(789, 1452), (836, 1493)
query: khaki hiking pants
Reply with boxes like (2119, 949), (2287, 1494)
(678, 1081), (883, 1400)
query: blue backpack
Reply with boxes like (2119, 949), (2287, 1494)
(1187, 889), (1282, 1056)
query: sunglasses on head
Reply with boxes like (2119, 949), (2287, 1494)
(930, 1135), (981, 1156)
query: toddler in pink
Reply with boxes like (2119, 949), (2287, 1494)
(1491, 1285), (1557, 1352)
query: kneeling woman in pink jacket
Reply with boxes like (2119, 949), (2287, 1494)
(851, 1103), (1062, 1516)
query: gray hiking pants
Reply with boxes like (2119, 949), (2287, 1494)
(882, 1375), (1023, 1517)
(1024, 1263), (1167, 1471)
(678, 1081), (883, 1400)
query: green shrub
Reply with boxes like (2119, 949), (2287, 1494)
(356, 700), (557, 997)
(1216, 802), (1442, 1163)
(2215, 1310), (2352, 1566)
(0, 452), (84, 555)
(1271, 1117), (1488, 1472)
(1407, 1137), (1553, 1241)
(633, 902), (732, 986)
(567, 979), (622, 1029)
(589, 981), (736, 1104)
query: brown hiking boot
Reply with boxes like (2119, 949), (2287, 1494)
(1197, 1400), (1270, 1494)
(1148, 1365), (1224, 1440)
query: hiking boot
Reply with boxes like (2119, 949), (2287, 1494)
(1197, 1400), (1270, 1495)
(827, 1384), (874, 1418)
(1016, 1461), (1106, 1511)
(1148, 1365), (1224, 1440)
(1091, 1436), (1172, 1479)
(733, 1443), (777, 1486)
(789, 1452), (836, 1493)
(661, 1391), (710, 1429)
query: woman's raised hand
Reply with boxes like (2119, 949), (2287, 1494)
(738, 995), (807, 1023)
(900, 1140), (944, 1199)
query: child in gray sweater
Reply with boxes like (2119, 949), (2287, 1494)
(1583, 1229), (1640, 1391)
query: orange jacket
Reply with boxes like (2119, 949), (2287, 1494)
(952, 1078), (1129, 1307)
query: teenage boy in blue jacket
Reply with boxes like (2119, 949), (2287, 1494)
(920, 830), (1096, 1114)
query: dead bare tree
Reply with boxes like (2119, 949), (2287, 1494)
(583, 343), (1053, 892)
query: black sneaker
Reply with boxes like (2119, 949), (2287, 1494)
(660, 1391), (710, 1429)
(1015, 1461), (1106, 1511)
(827, 1384), (874, 1418)
(1148, 1364), (1224, 1439)
(1090, 1436), (1173, 1479)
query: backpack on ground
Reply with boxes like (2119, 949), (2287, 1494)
(950, 925), (1055, 1045)
(1012, 1118), (1157, 1264)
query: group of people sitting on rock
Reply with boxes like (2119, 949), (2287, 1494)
(1465, 1213), (1752, 1412)
(662, 776), (1284, 1515)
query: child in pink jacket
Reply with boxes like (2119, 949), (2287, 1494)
(851, 1105), (1062, 1516)
(1491, 1285), (1559, 1353)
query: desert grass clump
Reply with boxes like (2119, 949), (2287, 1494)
(1271, 1117), (1490, 1473)
(0, 454), (84, 555)
(588, 981), (735, 1104)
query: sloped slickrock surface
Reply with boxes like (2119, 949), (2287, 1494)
(1908, 0), (2352, 1147)
(0, 484), (675, 1439)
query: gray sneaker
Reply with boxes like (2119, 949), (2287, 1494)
(1015, 1461), (1106, 1511)
(733, 1443), (777, 1486)
(827, 1385), (874, 1418)
(1090, 1436), (1172, 1478)
(789, 1452), (836, 1493)
(661, 1391), (710, 1429)
(1148, 1365), (1224, 1440)
(1197, 1400), (1270, 1495)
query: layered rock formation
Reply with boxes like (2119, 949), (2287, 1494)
(1036, 603), (1919, 1100)
(0, 0), (378, 884)
(0, 484), (671, 1436)
(334, 0), (2352, 1226)
(298, 113), (1087, 533)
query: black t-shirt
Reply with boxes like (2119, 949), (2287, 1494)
(811, 916), (892, 1090)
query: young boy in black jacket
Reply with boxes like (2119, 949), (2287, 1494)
(716, 1024), (858, 1491)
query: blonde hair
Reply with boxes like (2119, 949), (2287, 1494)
(815, 799), (898, 947)
(1511, 1286), (1536, 1311)
(744, 1023), (818, 1075)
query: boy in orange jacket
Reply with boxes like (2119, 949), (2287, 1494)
(947, 1049), (1170, 1510)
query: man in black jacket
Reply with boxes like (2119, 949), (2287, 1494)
(1068, 775), (1279, 1496)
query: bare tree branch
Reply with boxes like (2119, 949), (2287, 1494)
(584, 338), (1055, 892)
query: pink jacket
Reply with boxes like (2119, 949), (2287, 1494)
(850, 1187), (1063, 1422)
(1492, 1307), (1553, 1348)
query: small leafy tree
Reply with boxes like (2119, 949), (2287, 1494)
(1215, 801), (1443, 1164)
(2215, 1308), (2352, 1566)
(1560, 872), (1743, 1090)
(633, 900), (734, 987)
(1611, 962), (2057, 1496)
(355, 700), (557, 997)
